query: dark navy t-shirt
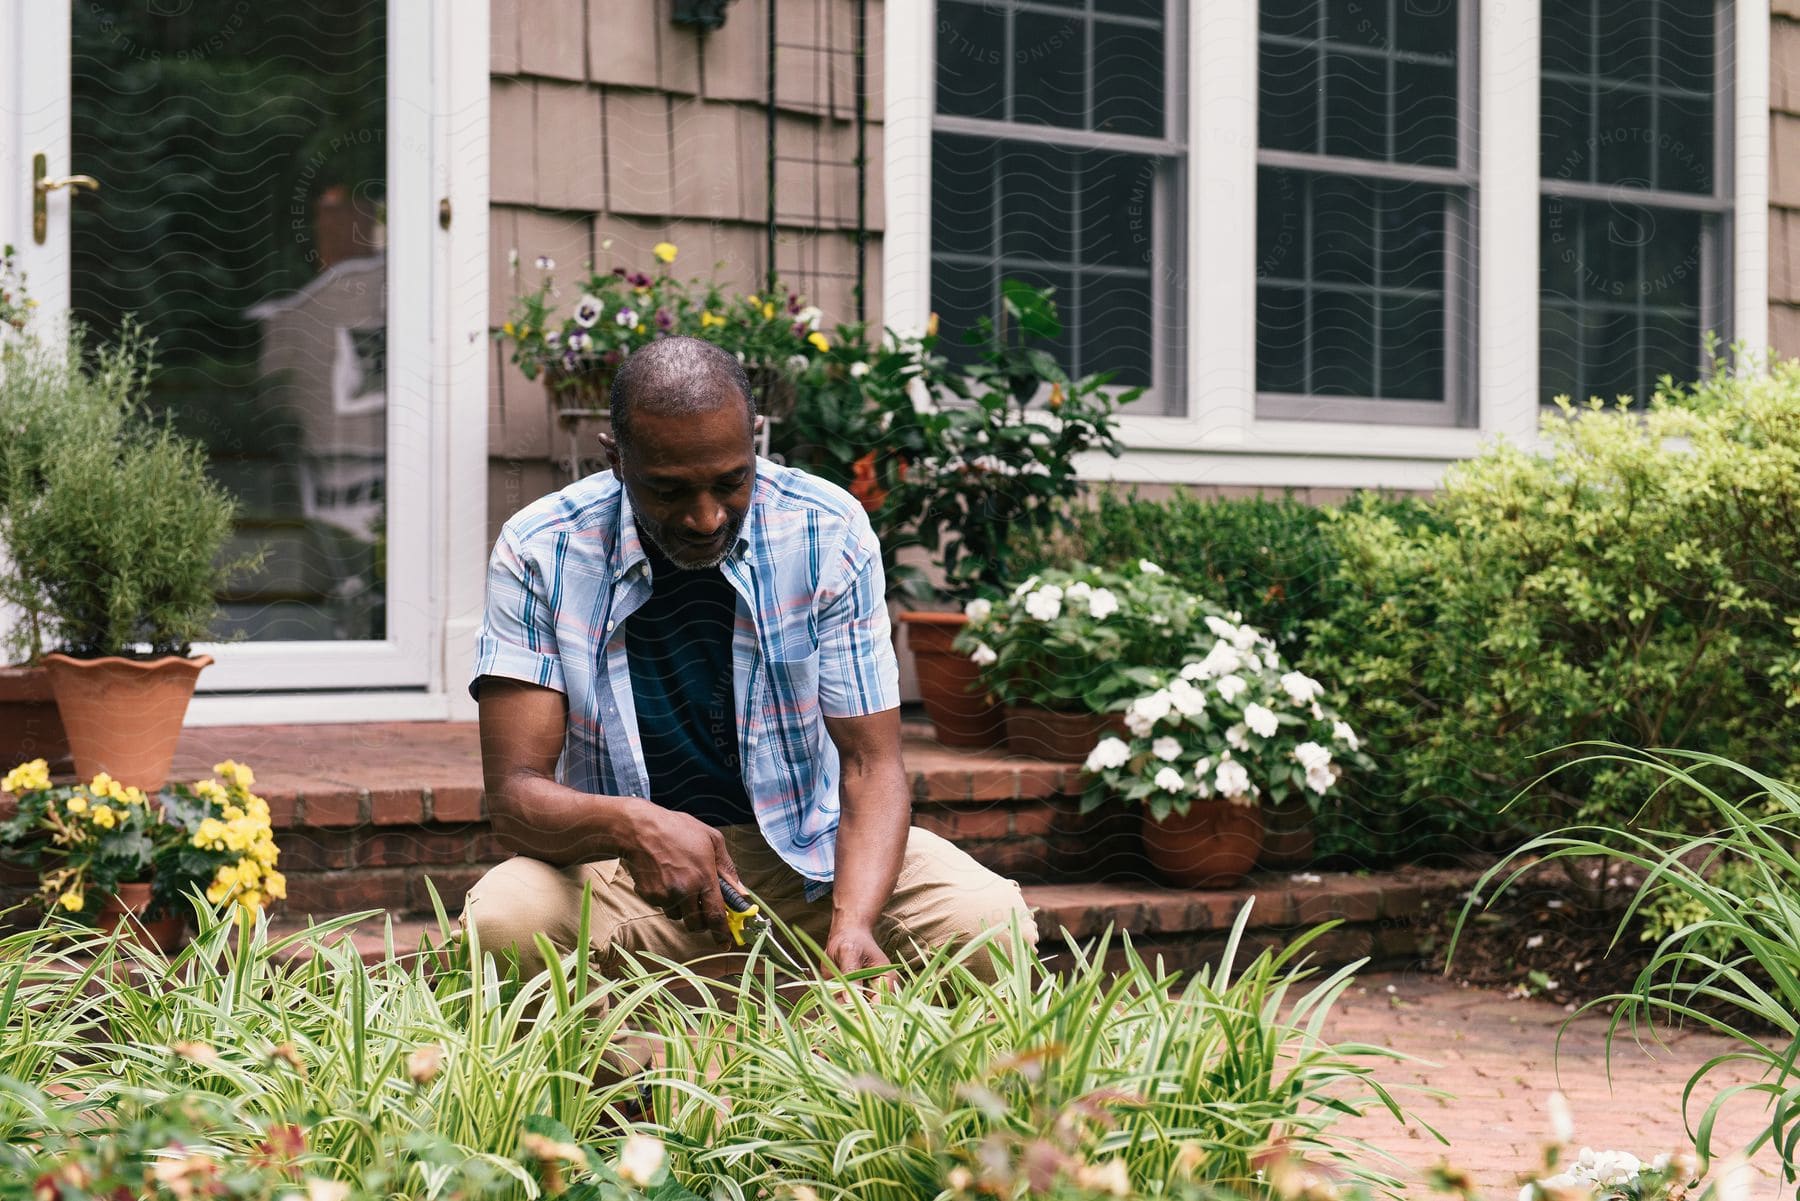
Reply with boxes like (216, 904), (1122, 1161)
(625, 538), (755, 828)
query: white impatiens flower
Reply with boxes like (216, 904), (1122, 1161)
(1154, 767), (1186, 793)
(1204, 615), (1236, 640)
(1152, 736), (1183, 761)
(1215, 674), (1248, 703)
(969, 642), (997, 667)
(1023, 586), (1063, 622)
(907, 375), (937, 413)
(1125, 690), (1174, 737)
(1215, 759), (1253, 800)
(1332, 720), (1360, 750)
(1065, 580), (1093, 601)
(573, 293), (604, 327)
(1087, 587), (1119, 620)
(1225, 723), (1249, 751)
(1167, 678), (1206, 716)
(849, 360), (870, 378)
(616, 1133), (667, 1188)
(1546, 1091), (1575, 1145)
(1180, 661), (1209, 682)
(1197, 641), (1243, 679)
(1084, 736), (1131, 772)
(1230, 623), (1262, 651)
(1243, 702), (1278, 739)
(1280, 670), (1325, 705)
(963, 598), (992, 623)
(1138, 559), (1164, 574)
(795, 304), (823, 330)
(1305, 764), (1335, 794)
(1012, 574), (1042, 599)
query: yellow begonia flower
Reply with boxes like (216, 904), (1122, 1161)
(59, 891), (83, 912)
(701, 311), (725, 328)
(89, 805), (116, 829)
(65, 795), (88, 814)
(237, 890), (264, 911)
(89, 772), (116, 796)
(807, 332), (830, 353)
(502, 322), (516, 336)
(213, 760), (255, 791)
(3, 759), (51, 794)
(762, 303), (776, 319)
(652, 242), (678, 264)
(747, 294), (760, 306)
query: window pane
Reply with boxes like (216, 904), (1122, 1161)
(1396, 0), (1459, 57)
(1080, 272), (1154, 386)
(1379, 184), (1445, 292)
(1596, 87), (1653, 186)
(1013, 10), (1086, 128)
(1540, 76), (1591, 182)
(1312, 175), (1375, 286)
(1259, 42), (1321, 152)
(1322, 51), (1385, 160)
(1640, 209), (1702, 307)
(1660, 0), (1715, 92)
(936, 1), (1005, 120)
(1093, 20), (1164, 137)
(1643, 310), (1702, 394)
(1310, 290), (1376, 396)
(1257, 167), (1307, 283)
(1657, 94), (1714, 194)
(1392, 60), (1457, 166)
(1541, 0), (1593, 77)
(1081, 150), (1160, 268)
(930, 258), (993, 372)
(1262, 0), (1318, 39)
(931, 135), (995, 259)
(1590, 310), (1641, 400)
(1095, 0), (1164, 18)
(1257, 285), (1310, 393)
(1540, 305), (1583, 404)
(1379, 294), (1443, 400)
(1325, 0), (1387, 48)
(1001, 144), (1076, 263)
(1595, 0), (1655, 81)
(1540, 197), (1582, 302)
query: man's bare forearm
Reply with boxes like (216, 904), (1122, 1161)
(489, 773), (655, 865)
(830, 758), (910, 932)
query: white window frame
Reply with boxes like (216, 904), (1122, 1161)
(0, 0), (490, 723)
(884, 0), (1769, 489)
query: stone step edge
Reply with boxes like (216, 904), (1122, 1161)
(266, 871), (1464, 962)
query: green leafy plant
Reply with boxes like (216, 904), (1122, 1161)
(1456, 747), (1799, 1186)
(877, 282), (1136, 601)
(955, 562), (1222, 715)
(0, 243), (32, 335)
(1307, 371), (1800, 858)
(0, 331), (259, 659)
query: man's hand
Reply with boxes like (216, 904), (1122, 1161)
(824, 923), (890, 976)
(623, 804), (744, 945)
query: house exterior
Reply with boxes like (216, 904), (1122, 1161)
(0, 0), (1793, 722)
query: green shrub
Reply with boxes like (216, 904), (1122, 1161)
(1458, 748), (1799, 1185)
(1307, 371), (1800, 853)
(1016, 488), (1437, 651)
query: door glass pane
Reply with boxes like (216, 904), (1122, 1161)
(69, 2), (388, 643)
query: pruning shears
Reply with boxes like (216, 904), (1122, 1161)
(719, 877), (810, 975)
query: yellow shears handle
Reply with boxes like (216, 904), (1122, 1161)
(719, 877), (759, 947)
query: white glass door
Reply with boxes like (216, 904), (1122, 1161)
(2, 1), (436, 693)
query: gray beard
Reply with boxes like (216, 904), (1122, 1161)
(640, 519), (739, 570)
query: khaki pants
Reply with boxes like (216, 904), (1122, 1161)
(459, 824), (1037, 983)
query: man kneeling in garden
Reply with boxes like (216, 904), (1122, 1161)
(461, 336), (1035, 981)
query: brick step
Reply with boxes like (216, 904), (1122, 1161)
(264, 869), (1469, 972)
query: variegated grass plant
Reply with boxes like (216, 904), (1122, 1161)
(1454, 747), (1799, 1188)
(0, 889), (1415, 1199)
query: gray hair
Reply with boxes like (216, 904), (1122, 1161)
(610, 336), (755, 451)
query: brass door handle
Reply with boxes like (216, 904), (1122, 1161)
(32, 153), (101, 244)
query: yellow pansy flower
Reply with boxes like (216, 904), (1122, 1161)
(652, 241), (678, 264)
(635, 324), (646, 335)
(700, 310), (725, 328)
(58, 891), (84, 912)
(807, 332), (830, 353)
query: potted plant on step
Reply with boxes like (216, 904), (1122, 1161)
(1079, 613), (1371, 887)
(881, 282), (1138, 747)
(0, 330), (259, 790)
(957, 562), (1215, 761)
(0, 756), (284, 949)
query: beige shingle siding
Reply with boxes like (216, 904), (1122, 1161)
(487, 0), (885, 526)
(1774, 11), (1800, 353)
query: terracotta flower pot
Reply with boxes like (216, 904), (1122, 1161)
(1257, 796), (1318, 869)
(40, 653), (214, 791)
(899, 612), (1005, 749)
(95, 880), (186, 954)
(1003, 704), (1122, 763)
(1142, 799), (1265, 889)
(0, 664), (73, 773)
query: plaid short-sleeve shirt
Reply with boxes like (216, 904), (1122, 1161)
(471, 459), (901, 894)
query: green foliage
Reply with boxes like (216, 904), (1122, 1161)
(1017, 489), (1438, 651)
(0, 893), (1412, 1200)
(1457, 748), (1800, 1185)
(1307, 373), (1800, 852)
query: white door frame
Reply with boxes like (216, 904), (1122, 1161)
(1, 1), (488, 723)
